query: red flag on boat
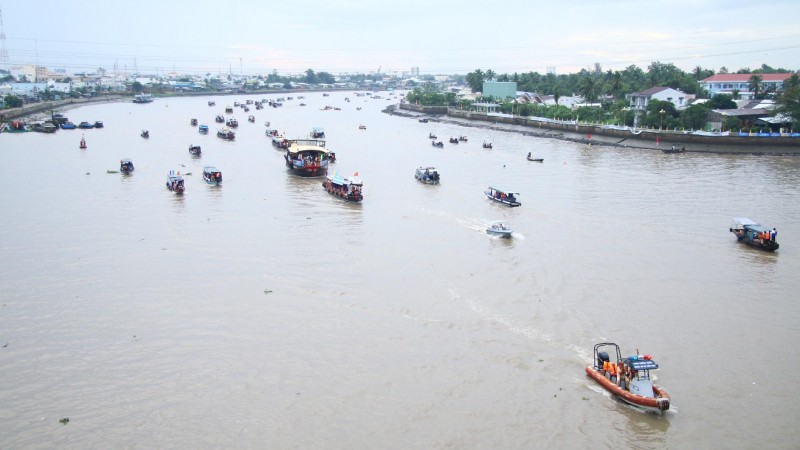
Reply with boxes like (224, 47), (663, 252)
(354, 171), (359, 177)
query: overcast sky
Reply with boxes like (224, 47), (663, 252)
(2, 0), (799, 77)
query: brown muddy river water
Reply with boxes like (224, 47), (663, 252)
(1, 92), (799, 449)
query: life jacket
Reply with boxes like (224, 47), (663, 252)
(609, 363), (617, 376)
(602, 361), (609, 372)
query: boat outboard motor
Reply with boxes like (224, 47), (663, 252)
(597, 351), (610, 370)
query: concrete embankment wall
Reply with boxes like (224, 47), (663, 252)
(396, 104), (800, 155)
(0, 96), (126, 122)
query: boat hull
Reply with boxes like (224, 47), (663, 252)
(485, 193), (521, 207)
(585, 367), (670, 412)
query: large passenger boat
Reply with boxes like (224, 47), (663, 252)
(284, 139), (332, 177)
(322, 172), (363, 202)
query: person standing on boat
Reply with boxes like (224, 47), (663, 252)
(771, 227), (777, 241)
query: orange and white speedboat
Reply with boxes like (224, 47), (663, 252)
(586, 343), (670, 412)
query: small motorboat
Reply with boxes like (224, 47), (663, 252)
(140, 130), (150, 139)
(415, 167), (440, 185)
(486, 221), (512, 238)
(166, 171), (185, 194)
(94, 121), (104, 128)
(208, 100), (216, 106)
(483, 142), (493, 149)
(586, 343), (671, 412)
(79, 136), (87, 149)
(61, 122), (77, 130)
(449, 137), (459, 144)
(248, 115), (255, 123)
(526, 152), (543, 162)
(120, 159), (134, 174)
(322, 172), (363, 202)
(225, 106), (233, 114)
(458, 135), (468, 142)
(358, 125), (366, 130)
(217, 128), (235, 141)
(198, 124), (209, 134)
(311, 127), (325, 138)
(418, 118), (428, 123)
(730, 217), (779, 252)
(226, 118), (239, 128)
(215, 115), (224, 123)
(202, 166), (223, 185)
(662, 145), (686, 154)
(190, 118), (198, 126)
(78, 121), (94, 129)
(188, 145), (202, 156)
(429, 133), (437, 139)
(431, 141), (444, 148)
(485, 186), (520, 207)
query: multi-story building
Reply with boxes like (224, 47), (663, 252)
(700, 73), (793, 99)
(627, 87), (691, 111)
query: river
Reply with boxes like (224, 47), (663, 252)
(1, 92), (799, 449)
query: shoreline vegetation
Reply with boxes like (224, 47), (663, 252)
(4, 90), (798, 155)
(388, 104), (800, 155)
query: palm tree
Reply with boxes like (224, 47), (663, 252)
(609, 71), (623, 99)
(485, 69), (496, 81)
(749, 74), (763, 99)
(580, 76), (598, 103)
(553, 87), (561, 106)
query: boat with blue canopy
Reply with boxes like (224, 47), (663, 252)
(729, 217), (779, 251)
(322, 171), (363, 202)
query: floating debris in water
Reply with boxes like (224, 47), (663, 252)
(85, 172), (90, 175)
(59, 417), (70, 425)
(107, 170), (119, 174)
(184, 172), (192, 176)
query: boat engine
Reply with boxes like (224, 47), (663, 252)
(597, 351), (609, 370)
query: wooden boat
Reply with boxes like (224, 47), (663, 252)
(322, 172), (363, 202)
(485, 186), (520, 207)
(586, 343), (671, 413)
(311, 127), (325, 138)
(418, 118), (428, 123)
(284, 139), (331, 177)
(225, 106), (233, 114)
(526, 152), (543, 162)
(202, 166), (222, 185)
(226, 118), (239, 128)
(215, 115), (224, 123)
(449, 137), (459, 144)
(79, 136), (87, 149)
(94, 121), (104, 128)
(415, 167), (440, 185)
(198, 124), (209, 134)
(730, 217), (779, 251)
(429, 133), (437, 139)
(458, 135), (468, 142)
(190, 118), (198, 126)
(358, 125), (366, 130)
(120, 159), (134, 174)
(188, 145), (202, 156)
(486, 221), (512, 238)
(166, 171), (185, 194)
(431, 141), (444, 148)
(483, 142), (493, 149)
(208, 100), (216, 106)
(217, 128), (235, 140)
(248, 115), (255, 123)
(140, 130), (149, 138)
(662, 145), (686, 154)
(271, 135), (289, 149)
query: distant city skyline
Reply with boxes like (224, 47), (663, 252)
(2, 0), (800, 76)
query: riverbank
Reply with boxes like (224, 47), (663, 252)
(391, 104), (800, 155)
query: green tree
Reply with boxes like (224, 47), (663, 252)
(465, 69), (485, 93)
(748, 74), (763, 99)
(131, 81), (144, 93)
(579, 74), (599, 102)
(775, 74), (800, 129)
(305, 69), (317, 84)
(679, 103), (709, 130)
(317, 71), (335, 84)
(3, 95), (23, 108)
(708, 94), (737, 109)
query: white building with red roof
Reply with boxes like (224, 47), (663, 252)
(701, 73), (793, 99)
